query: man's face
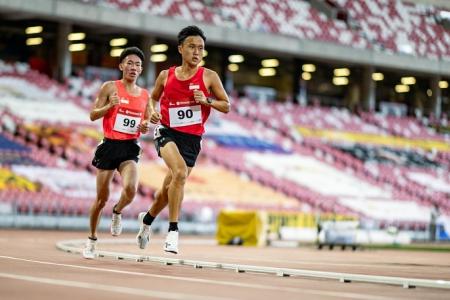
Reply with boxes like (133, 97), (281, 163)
(178, 36), (205, 66)
(119, 54), (142, 81)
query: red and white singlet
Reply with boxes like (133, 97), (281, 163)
(160, 66), (211, 136)
(103, 80), (148, 140)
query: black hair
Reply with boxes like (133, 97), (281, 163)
(177, 25), (206, 45)
(119, 46), (144, 63)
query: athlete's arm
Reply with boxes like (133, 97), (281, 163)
(138, 94), (151, 134)
(147, 70), (167, 124)
(89, 81), (119, 121)
(196, 69), (230, 113)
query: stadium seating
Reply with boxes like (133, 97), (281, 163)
(67, 76), (102, 109)
(1, 57), (448, 229)
(84, 0), (366, 47)
(361, 112), (449, 142)
(232, 97), (449, 218)
(334, 0), (450, 59)
(138, 160), (302, 215)
(82, 0), (450, 59)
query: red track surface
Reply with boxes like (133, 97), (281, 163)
(1, 229), (450, 300)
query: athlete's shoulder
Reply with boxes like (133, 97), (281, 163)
(101, 80), (117, 90)
(140, 85), (150, 96)
(98, 80), (117, 94)
(155, 69), (169, 86)
(161, 69), (170, 76)
(202, 68), (220, 82)
(155, 69), (169, 80)
(203, 67), (218, 76)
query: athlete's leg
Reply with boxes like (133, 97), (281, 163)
(149, 171), (171, 216)
(159, 142), (189, 222)
(148, 165), (193, 215)
(89, 169), (115, 238)
(114, 160), (139, 212)
(136, 167), (172, 250)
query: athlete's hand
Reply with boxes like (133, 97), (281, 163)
(108, 92), (120, 108)
(149, 110), (161, 124)
(193, 90), (207, 105)
(138, 120), (150, 134)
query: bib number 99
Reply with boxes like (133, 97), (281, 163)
(123, 118), (136, 128)
(113, 113), (141, 134)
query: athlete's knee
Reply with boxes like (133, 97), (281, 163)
(94, 197), (108, 209)
(123, 182), (137, 199)
(171, 167), (188, 184)
(95, 187), (110, 207)
(163, 181), (171, 194)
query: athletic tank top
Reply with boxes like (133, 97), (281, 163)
(160, 66), (211, 136)
(103, 80), (148, 140)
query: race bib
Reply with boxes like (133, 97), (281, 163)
(169, 105), (201, 127)
(113, 108), (142, 134)
(153, 124), (163, 140)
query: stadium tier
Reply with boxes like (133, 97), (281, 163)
(82, 0), (450, 59)
(95, 0), (365, 46)
(0, 0), (449, 240)
(335, 0), (450, 59)
(1, 60), (448, 230)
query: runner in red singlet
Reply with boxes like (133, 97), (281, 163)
(136, 26), (230, 254)
(83, 47), (151, 259)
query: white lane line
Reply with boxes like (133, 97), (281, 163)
(0, 272), (230, 300)
(0, 255), (399, 300)
(60, 240), (447, 270)
(215, 256), (406, 269)
(213, 255), (450, 271)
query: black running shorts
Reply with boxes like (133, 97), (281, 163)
(154, 125), (202, 167)
(92, 138), (141, 170)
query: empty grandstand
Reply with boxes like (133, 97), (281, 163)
(0, 0), (449, 244)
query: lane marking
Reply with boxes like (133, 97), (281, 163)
(215, 255), (450, 270)
(0, 272), (230, 300)
(58, 239), (450, 271)
(56, 239), (450, 290)
(0, 255), (397, 300)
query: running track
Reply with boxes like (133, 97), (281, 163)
(1, 229), (450, 300)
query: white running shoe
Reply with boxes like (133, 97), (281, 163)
(82, 238), (97, 259)
(136, 212), (151, 249)
(111, 211), (122, 236)
(164, 231), (179, 254)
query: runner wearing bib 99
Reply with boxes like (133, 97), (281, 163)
(136, 25), (230, 254)
(83, 47), (151, 259)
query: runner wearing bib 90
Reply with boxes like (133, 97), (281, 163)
(136, 25), (230, 254)
(83, 47), (151, 259)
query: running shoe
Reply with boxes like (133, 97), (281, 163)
(82, 238), (97, 259)
(111, 206), (122, 236)
(164, 231), (179, 254)
(136, 212), (151, 249)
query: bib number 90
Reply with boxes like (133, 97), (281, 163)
(177, 109), (193, 119)
(169, 105), (201, 127)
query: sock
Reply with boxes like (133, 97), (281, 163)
(88, 236), (97, 241)
(143, 212), (155, 226)
(113, 204), (121, 215)
(169, 222), (178, 232)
